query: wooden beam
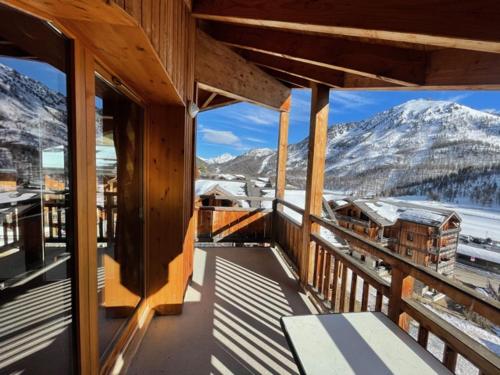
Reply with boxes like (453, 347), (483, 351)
(207, 23), (426, 86)
(200, 95), (239, 111)
(300, 83), (329, 284)
(238, 49), (400, 89)
(201, 92), (217, 108)
(221, 25), (500, 90)
(193, 0), (500, 53)
(261, 67), (310, 88)
(237, 49), (344, 87)
(195, 29), (290, 110)
(275, 95), (291, 201)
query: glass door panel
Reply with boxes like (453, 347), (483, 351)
(95, 76), (144, 359)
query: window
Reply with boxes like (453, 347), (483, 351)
(95, 76), (144, 358)
(407, 232), (414, 241)
(406, 247), (414, 257)
(0, 4), (75, 373)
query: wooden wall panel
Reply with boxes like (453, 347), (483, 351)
(116, 0), (195, 103)
(146, 105), (195, 315)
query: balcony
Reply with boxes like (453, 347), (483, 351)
(335, 214), (371, 228)
(125, 198), (499, 375)
(128, 245), (311, 374)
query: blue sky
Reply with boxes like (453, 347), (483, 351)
(197, 89), (500, 159)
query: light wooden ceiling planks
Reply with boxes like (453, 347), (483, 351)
(193, 0), (500, 54)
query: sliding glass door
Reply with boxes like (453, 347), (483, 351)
(95, 76), (144, 359)
(0, 4), (75, 373)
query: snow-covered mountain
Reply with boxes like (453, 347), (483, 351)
(201, 153), (236, 164)
(0, 63), (68, 186)
(206, 99), (500, 205)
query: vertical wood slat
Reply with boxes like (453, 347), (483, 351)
(322, 253), (331, 300)
(361, 281), (369, 311)
(375, 290), (383, 312)
(339, 264), (348, 312)
(331, 258), (340, 312)
(349, 272), (357, 312)
(57, 207), (62, 238)
(312, 243), (319, 288)
(417, 325), (429, 348)
(443, 345), (458, 372)
(48, 206), (54, 239)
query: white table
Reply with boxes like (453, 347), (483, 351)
(281, 312), (452, 375)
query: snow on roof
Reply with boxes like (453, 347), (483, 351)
(195, 179), (247, 197)
(457, 244), (500, 264)
(196, 179), (249, 208)
(350, 198), (458, 227)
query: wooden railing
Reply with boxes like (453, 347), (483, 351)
(273, 199), (500, 375)
(0, 192), (117, 254)
(196, 196), (274, 243)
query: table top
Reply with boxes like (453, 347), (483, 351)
(281, 312), (452, 375)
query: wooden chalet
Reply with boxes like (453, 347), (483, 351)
(196, 184), (241, 207)
(334, 199), (461, 275)
(0, 1), (499, 374)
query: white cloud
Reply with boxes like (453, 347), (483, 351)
(201, 128), (240, 145)
(446, 93), (470, 102)
(329, 91), (374, 109)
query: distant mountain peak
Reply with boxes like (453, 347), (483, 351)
(203, 153), (236, 164)
(244, 148), (274, 157)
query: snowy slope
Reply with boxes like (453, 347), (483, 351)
(0, 63), (67, 185)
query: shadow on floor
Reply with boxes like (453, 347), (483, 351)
(127, 246), (312, 374)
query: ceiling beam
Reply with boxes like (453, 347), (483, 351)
(195, 29), (291, 110)
(193, 0), (500, 53)
(200, 95), (239, 112)
(206, 24), (426, 86)
(261, 67), (311, 88)
(236, 48), (399, 89)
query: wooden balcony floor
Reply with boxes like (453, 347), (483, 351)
(127, 246), (314, 374)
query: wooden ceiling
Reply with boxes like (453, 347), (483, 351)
(193, 0), (500, 98)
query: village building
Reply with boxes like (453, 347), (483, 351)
(333, 199), (461, 275)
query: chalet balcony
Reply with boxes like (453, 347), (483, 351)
(1, 1), (500, 374)
(335, 214), (371, 228)
(128, 245), (311, 374)
(121, 200), (499, 375)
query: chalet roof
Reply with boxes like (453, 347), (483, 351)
(339, 198), (461, 228)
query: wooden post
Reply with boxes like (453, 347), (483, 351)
(275, 95), (291, 202)
(299, 83), (329, 284)
(388, 267), (414, 331)
(71, 41), (99, 375)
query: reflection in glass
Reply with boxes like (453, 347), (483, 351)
(95, 77), (143, 358)
(0, 4), (74, 373)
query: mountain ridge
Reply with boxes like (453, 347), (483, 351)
(204, 99), (500, 205)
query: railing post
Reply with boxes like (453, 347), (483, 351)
(300, 83), (329, 285)
(388, 267), (414, 331)
(275, 95), (291, 207)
